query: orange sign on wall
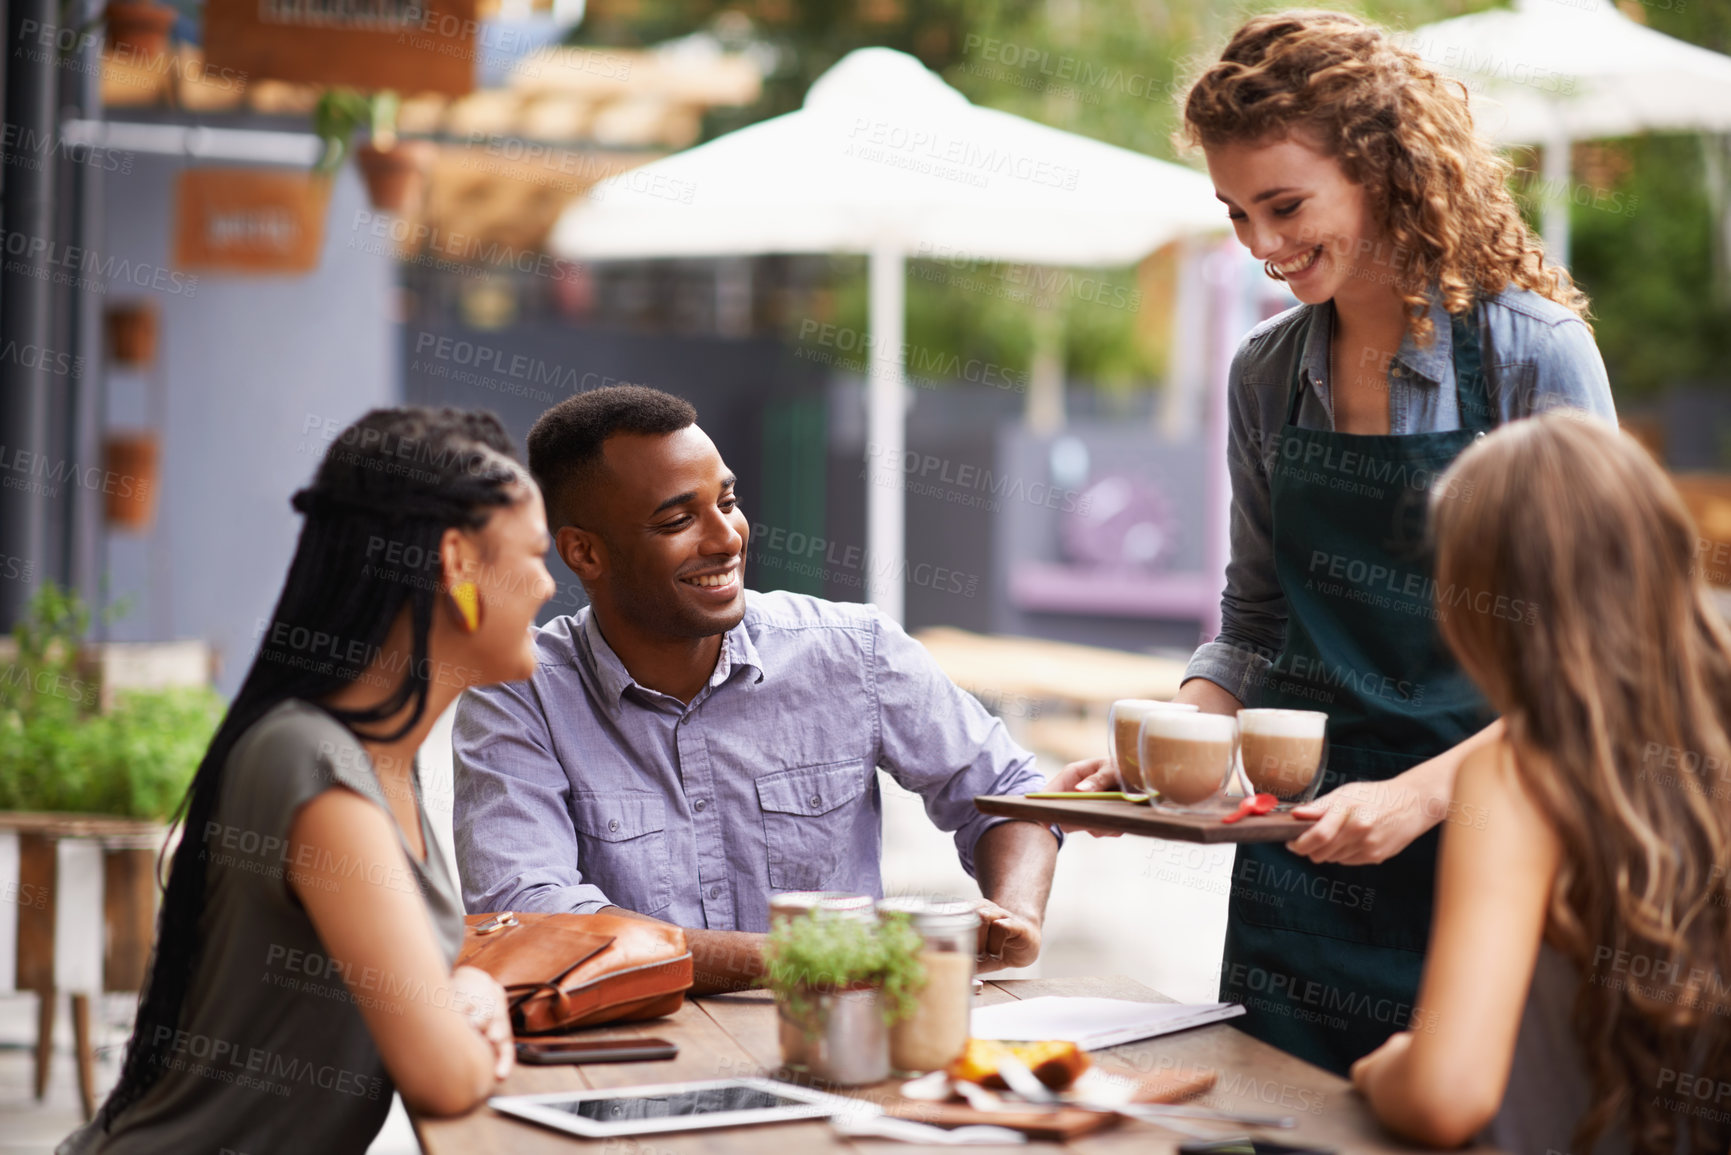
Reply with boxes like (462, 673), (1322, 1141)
(203, 0), (480, 96)
(174, 169), (332, 274)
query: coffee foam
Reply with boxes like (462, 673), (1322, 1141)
(1141, 711), (1236, 741)
(1113, 699), (1198, 718)
(1237, 709), (1327, 738)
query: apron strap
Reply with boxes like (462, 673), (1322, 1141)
(1449, 306), (1494, 434)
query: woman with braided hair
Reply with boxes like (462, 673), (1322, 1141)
(60, 406), (556, 1153)
(1049, 9), (1614, 1074)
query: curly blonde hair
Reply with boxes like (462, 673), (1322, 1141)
(1180, 9), (1590, 346)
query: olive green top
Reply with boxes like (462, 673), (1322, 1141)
(62, 699), (465, 1155)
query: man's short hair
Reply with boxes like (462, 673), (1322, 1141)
(527, 385), (698, 530)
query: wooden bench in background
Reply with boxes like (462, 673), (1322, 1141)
(914, 627), (1188, 764)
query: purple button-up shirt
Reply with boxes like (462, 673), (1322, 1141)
(451, 590), (1051, 932)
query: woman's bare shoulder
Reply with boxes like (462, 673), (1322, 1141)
(1454, 736), (1562, 864)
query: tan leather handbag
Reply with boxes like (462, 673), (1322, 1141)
(456, 910), (693, 1036)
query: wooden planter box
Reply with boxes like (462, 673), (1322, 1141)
(0, 812), (169, 1119)
(0, 638), (213, 712)
(0, 637), (211, 1116)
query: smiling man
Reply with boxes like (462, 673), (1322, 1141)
(452, 385), (1059, 992)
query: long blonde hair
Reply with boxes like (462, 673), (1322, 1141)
(1432, 413), (1731, 1155)
(1180, 9), (1590, 346)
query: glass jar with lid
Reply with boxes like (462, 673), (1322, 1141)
(770, 892), (838, 1068)
(769, 890), (842, 927)
(768, 891), (888, 1084)
(877, 897), (980, 1074)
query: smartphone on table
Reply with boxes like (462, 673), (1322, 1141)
(515, 1037), (679, 1065)
(1178, 1141), (1336, 1155)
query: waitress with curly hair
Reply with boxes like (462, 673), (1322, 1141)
(1054, 9), (1615, 1073)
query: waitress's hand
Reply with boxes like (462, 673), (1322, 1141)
(1287, 763), (1448, 865)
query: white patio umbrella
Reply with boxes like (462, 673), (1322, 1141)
(551, 46), (1224, 621)
(1410, 0), (1731, 263)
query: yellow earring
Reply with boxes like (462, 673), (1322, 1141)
(450, 581), (481, 633)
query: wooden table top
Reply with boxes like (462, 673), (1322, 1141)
(975, 796), (1317, 844)
(411, 975), (1500, 1154)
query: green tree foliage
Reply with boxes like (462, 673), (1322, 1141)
(573, 0), (1731, 404)
(1569, 133), (1731, 399)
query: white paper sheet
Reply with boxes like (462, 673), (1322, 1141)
(969, 997), (1245, 1051)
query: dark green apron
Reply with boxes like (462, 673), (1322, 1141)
(1219, 308), (1497, 1075)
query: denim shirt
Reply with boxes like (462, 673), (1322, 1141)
(452, 590), (1050, 932)
(1185, 285), (1616, 702)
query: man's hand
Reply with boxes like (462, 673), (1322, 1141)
(1040, 757), (1127, 837)
(1044, 756), (1116, 793)
(974, 899), (1042, 973)
(1288, 770), (1445, 865)
(972, 821), (1056, 971)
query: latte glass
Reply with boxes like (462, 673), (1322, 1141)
(1108, 700), (1198, 795)
(1139, 711), (1238, 812)
(1235, 709), (1330, 805)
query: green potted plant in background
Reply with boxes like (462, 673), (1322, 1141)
(314, 88), (432, 216)
(0, 582), (222, 821)
(0, 582), (222, 1115)
(762, 910), (924, 1085)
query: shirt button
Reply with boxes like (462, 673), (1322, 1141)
(694, 799), (708, 812)
(708, 886), (722, 899)
(808, 794), (822, 807)
(607, 819), (620, 832)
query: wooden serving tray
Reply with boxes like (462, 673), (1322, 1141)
(877, 1066), (1217, 1139)
(975, 795), (1316, 843)
(881, 1099), (1117, 1140)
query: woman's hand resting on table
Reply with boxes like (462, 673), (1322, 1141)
(450, 965), (515, 1082)
(1350, 1029), (1411, 1095)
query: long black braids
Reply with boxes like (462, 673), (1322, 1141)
(96, 406), (524, 1129)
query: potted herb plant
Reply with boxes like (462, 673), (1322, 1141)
(314, 88), (432, 215)
(762, 910), (925, 1086)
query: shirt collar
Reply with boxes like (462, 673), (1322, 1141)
(1394, 292), (1455, 387)
(578, 606), (765, 709)
(578, 610), (635, 705)
(1298, 291), (1457, 399)
(713, 616), (766, 690)
(1299, 300), (1333, 402)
